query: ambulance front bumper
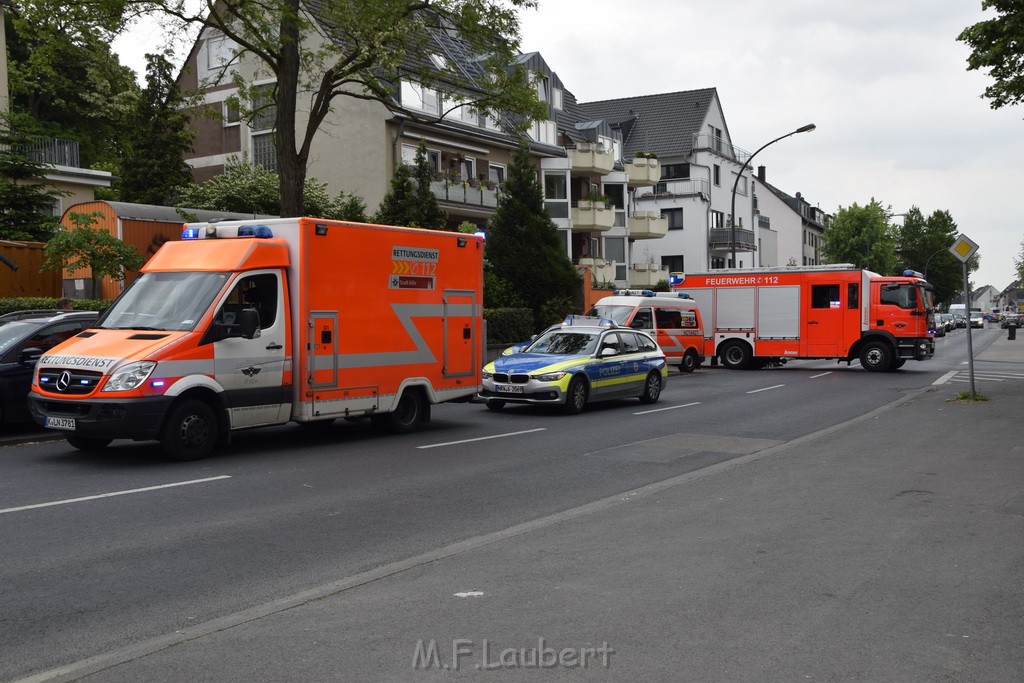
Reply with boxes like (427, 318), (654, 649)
(27, 393), (175, 440)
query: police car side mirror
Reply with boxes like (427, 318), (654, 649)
(239, 308), (261, 339)
(600, 347), (618, 358)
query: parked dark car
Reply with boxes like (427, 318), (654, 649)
(1002, 314), (1023, 329)
(0, 310), (99, 425)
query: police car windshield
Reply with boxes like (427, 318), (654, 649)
(584, 305), (632, 325)
(100, 271), (229, 332)
(526, 330), (600, 355)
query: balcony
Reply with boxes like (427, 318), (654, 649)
(628, 263), (671, 288)
(635, 178), (710, 201)
(577, 258), (617, 284)
(708, 227), (757, 252)
(691, 133), (750, 164)
(628, 211), (668, 240)
(569, 143), (615, 176)
(430, 180), (500, 210)
(624, 158), (661, 187)
(571, 201), (615, 233)
(20, 135), (81, 167)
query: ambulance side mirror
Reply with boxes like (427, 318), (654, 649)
(239, 308), (261, 339)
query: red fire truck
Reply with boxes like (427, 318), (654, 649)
(670, 265), (935, 372)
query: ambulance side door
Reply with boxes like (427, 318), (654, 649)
(211, 271), (289, 428)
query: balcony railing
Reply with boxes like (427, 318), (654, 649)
(624, 158), (661, 187)
(430, 180), (500, 209)
(708, 228), (757, 251)
(21, 135), (81, 168)
(569, 142), (615, 176)
(635, 178), (710, 200)
(571, 201), (615, 232)
(691, 133), (750, 164)
(628, 211), (668, 240)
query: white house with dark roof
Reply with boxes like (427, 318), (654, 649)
(753, 166), (827, 267)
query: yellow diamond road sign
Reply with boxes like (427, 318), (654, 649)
(949, 234), (978, 263)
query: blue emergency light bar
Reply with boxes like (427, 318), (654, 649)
(237, 224), (274, 238)
(180, 224), (275, 240)
(903, 269), (924, 279)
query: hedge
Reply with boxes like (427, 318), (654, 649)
(0, 297), (112, 316)
(484, 307), (533, 345)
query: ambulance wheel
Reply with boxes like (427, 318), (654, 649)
(161, 398), (218, 460)
(719, 341), (752, 370)
(377, 389), (426, 433)
(639, 371), (662, 404)
(485, 400), (506, 411)
(680, 350), (698, 373)
(66, 435), (112, 452)
(563, 376), (589, 415)
(859, 341), (893, 373)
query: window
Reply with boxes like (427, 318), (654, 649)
(662, 208), (684, 230)
(604, 184), (624, 209)
(530, 119), (556, 145)
(711, 257), (726, 270)
(252, 133), (276, 172)
(250, 84), (277, 172)
(605, 237), (626, 281)
(662, 255), (684, 273)
(536, 74), (549, 102)
(880, 284), (917, 309)
(488, 164), (506, 185)
(203, 34), (238, 81)
(811, 284), (841, 309)
(400, 81), (439, 115)
(218, 273), (278, 330)
(661, 163), (690, 180)
(632, 308), (653, 329)
(223, 101), (240, 127)
(460, 157), (476, 180)
(544, 173), (567, 199)
(401, 144), (440, 171)
(710, 210), (725, 229)
(635, 332), (658, 353)
(848, 283), (859, 309)
(617, 331), (640, 354)
(713, 164), (721, 186)
(552, 88), (563, 110)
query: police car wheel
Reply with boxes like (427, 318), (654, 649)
(161, 399), (218, 461)
(486, 399), (506, 411)
(563, 376), (588, 415)
(66, 435), (113, 452)
(639, 372), (662, 404)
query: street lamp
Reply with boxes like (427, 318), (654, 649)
(730, 123), (816, 268)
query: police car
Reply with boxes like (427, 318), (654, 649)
(480, 316), (668, 414)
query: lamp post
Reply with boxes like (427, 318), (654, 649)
(729, 123), (816, 268)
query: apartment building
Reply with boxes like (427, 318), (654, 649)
(753, 166), (827, 267)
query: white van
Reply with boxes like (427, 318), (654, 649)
(585, 290), (705, 372)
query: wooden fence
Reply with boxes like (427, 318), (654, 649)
(0, 241), (61, 298)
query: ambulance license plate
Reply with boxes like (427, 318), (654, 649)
(45, 416), (76, 430)
(496, 385), (523, 394)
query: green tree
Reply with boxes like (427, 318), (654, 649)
(821, 199), (898, 274)
(375, 141), (447, 228)
(897, 208), (964, 308)
(119, 0), (548, 216)
(958, 1), (1024, 109)
(119, 52), (196, 205)
(0, 119), (66, 241)
(5, 0), (138, 169)
(42, 212), (145, 283)
(486, 139), (578, 329)
(173, 158), (367, 220)
(1015, 238), (1024, 284)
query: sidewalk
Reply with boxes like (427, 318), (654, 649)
(40, 338), (1024, 681)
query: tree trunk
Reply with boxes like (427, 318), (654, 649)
(276, 0), (307, 218)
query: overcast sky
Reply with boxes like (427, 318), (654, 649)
(113, 0), (1022, 290)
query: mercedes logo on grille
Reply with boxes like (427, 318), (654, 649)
(56, 370), (72, 392)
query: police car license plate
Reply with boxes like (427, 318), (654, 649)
(45, 417), (75, 430)
(496, 384), (523, 394)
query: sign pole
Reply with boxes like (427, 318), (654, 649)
(950, 234), (980, 398)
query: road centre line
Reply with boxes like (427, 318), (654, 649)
(0, 476), (232, 515)
(634, 401), (701, 415)
(418, 428), (546, 449)
(747, 384), (785, 394)
(809, 372), (832, 379)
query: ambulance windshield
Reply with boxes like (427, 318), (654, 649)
(584, 305), (632, 325)
(100, 271), (229, 331)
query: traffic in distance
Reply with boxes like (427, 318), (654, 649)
(0, 217), (966, 459)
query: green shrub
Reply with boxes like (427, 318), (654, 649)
(537, 296), (576, 332)
(0, 297), (111, 316)
(484, 307), (533, 344)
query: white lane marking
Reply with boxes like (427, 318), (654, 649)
(634, 401), (701, 415)
(418, 428), (546, 449)
(933, 370), (958, 385)
(454, 591), (484, 598)
(747, 384), (785, 394)
(0, 476), (232, 515)
(950, 377), (1004, 382)
(809, 372), (833, 379)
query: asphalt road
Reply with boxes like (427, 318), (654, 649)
(0, 326), (1004, 681)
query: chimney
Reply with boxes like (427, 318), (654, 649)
(757, 165), (766, 182)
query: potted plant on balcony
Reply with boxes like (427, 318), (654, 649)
(579, 187), (611, 210)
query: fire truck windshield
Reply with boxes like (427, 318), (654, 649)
(99, 271), (229, 331)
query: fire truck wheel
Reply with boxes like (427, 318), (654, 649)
(719, 341), (752, 370)
(890, 358), (907, 370)
(485, 400), (506, 410)
(563, 376), (589, 415)
(377, 389), (426, 433)
(680, 350), (699, 373)
(639, 371), (662, 404)
(65, 436), (113, 452)
(161, 399), (218, 460)
(859, 341), (893, 373)
(749, 357), (770, 370)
